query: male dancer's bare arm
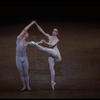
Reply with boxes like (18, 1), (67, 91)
(17, 20), (35, 38)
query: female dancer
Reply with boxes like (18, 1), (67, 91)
(31, 21), (62, 90)
(16, 21), (35, 91)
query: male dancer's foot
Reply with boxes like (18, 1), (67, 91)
(20, 86), (26, 91)
(27, 86), (32, 91)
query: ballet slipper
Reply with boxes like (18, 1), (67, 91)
(27, 86), (32, 91)
(20, 86), (26, 91)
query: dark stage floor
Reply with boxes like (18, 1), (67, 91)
(0, 21), (100, 99)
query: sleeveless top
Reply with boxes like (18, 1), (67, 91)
(48, 40), (57, 48)
(48, 39), (62, 61)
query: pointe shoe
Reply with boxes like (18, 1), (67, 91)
(31, 41), (35, 45)
(51, 81), (56, 90)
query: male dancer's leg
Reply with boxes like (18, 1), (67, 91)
(16, 56), (26, 91)
(23, 56), (31, 91)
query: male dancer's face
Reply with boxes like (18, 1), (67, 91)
(24, 32), (29, 38)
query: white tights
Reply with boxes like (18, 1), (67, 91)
(16, 56), (31, 91)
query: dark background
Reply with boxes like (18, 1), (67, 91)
(0, 0), (100, 25)
(0, 0), (100, 99)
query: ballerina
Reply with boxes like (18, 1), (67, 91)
(31, 21), (62, 90)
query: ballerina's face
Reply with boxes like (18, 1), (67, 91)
(52, 28), (58, 36)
